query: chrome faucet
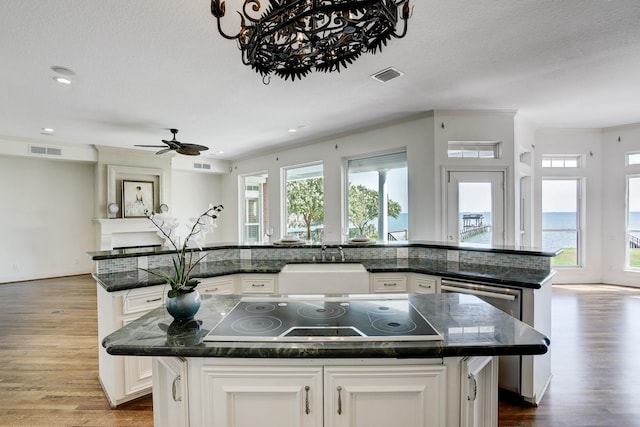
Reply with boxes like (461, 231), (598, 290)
(321, 243), (327, 262)
(338, 246), (345, 262)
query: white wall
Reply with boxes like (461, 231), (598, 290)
(221, 115), (437, 243)
(171, 170), (225, 245)
(533, 128), (603, 284)
(0, 156), (95, 282)
(601, 124), (640, 286)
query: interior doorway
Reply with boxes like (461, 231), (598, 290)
(446, 171), (505, 245)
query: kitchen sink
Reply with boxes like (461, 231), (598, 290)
(278, 263), (370, 294)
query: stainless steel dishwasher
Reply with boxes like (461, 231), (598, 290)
(440, 279), (523, 396)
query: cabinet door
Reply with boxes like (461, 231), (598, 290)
(324, 365), (447, 427)
(199, 366), (322, 427)
(153, 357), (189, 427)
(460, 356), (498, 427)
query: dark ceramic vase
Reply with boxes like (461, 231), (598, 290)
(165, 289), (201, 321)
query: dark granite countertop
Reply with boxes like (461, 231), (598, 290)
(102, 293), (550, 359)
(93, 258), (554, 293)
(88, 240), (561, 261)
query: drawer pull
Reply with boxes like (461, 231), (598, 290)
(146, 297), (162, 303)
(383, 283), (397, 287)
(251, 283), (265, 287)
(205, 287), (219, 293)
(419, 284), (432, 288)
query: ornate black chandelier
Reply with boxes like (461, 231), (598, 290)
(211, 0), (411, 82)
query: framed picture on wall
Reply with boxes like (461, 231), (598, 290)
(122, 180), (154, 218)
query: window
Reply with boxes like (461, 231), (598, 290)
(240, 172), (268, 243)
(447, 141), (500, 159)
(541, 155), (582, 168)
(283, 163), (323, 242)
(347, 152), (408, 242)
(626, 152), (640, 166)
(542, 179), (581, 267)
(627, 175), (640, 269)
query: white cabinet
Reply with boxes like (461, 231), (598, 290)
(370, 273), (408, 293)
(410, 274), (439, 294)
(182, 361), (448, 427)
(97, 284), (165, 407)
(153, 357), (189, 427)
(460, 356), (498, 427)
(239, 274), (277, 294)
(194, 365), (323, 427)
(324, 365), (447, 427)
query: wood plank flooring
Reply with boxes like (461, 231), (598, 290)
(1, 276), (640, 426)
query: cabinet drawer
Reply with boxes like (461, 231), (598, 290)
(371, 275), (407, 293)
(413, 276), (438, 294)
(199, 278), (235, 295)
(122, 287), (165, 315)
(241, 277), (276, 294)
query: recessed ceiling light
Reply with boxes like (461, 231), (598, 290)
(41, 127), (54, 133)
(53, 76), (72, 85)
(50, 66), (75, 76)
(288, 128), (297, 133)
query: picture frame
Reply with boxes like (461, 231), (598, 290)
(122, 180), (154, 218)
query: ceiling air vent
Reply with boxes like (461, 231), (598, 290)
(29, 145), (62, 156)
(193, 162), (212, 170)
(371, 67), (404, 83)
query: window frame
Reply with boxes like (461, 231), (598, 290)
(541, 177), (583, 268)
(238, 171), (268, 244)
(345, 150), (408, 242)
(447, 141), (501, 159)
(625, 174), (640, 270)
(281, 161), (324, 242)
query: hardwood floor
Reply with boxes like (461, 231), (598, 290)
(1, 276), (640, 426)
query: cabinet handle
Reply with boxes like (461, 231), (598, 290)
(305, 385), (310, 414)
(251, 283), (265, 287)
(172, 375), (182, 402)
(467, 373), (477, 402)
(383, 283), (396, 287)
(419, 284), (432, 288)
(205, 287), (219, 293)
(337, 386), (342, 415)
(146, 297), (162, 303)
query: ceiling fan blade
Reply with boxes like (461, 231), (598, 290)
(135, 144), (168, 148)
(155, 148), (173, 155)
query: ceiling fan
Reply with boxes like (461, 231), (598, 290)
(135, 128), (209, 156)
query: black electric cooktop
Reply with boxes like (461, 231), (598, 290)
(204, 296), (443, 342)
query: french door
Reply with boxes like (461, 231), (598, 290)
(446, 171), (505, 245)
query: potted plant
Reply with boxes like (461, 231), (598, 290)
(142, 204), (223, 321)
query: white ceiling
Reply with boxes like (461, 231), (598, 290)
(2, 1), (640, 160)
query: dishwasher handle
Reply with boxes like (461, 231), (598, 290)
(441, 282), (518, 301)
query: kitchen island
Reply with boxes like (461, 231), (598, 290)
(91, 241), (556, 408)
(103, 293), (549, 427)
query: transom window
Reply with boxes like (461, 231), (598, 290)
(447, 141), (500, 159)
(626, 152), (640, 166)
(541, 155), (582, 168)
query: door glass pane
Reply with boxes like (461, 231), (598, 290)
(627, 177), (640, 268)
(458, 182), (492, 245)
(542, 179), (579, 266)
